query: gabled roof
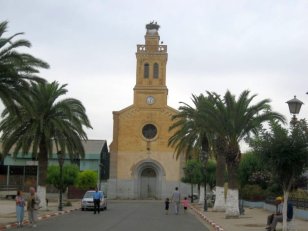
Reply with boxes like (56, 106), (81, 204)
(0, 140), (108, 156)
(82, 140), (107, 154)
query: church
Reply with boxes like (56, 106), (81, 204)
(108, 22), (189, 199)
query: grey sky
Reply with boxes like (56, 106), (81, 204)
(1, 0), (308, 148)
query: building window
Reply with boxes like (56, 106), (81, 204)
(142, 124), (157, 140)
(153, 63), (159, 78)
(144, 63), (149, 78)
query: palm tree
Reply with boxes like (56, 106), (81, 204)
(168, 94), (212, 206)
(203, 90), (285, 217)
(168, 94), (210, 160)
(0, 81), (92, 206)
(0, 21), (49, 110)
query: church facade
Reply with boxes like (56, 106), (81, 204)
(108, 23), (189, 199)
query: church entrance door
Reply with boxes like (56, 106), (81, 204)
(140, 168), (157, 199)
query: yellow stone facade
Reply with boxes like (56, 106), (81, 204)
(108, 23), (187, 199)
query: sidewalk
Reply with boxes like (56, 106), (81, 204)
(0, 199), (80, 230)
(191, 203), (308, 231)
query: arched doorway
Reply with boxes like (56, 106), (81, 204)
(132, 159), (165, 199)
(140, 167), (157, 199)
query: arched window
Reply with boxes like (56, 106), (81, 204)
(153, 63), (159, 79)
(144, 63), (149, 78)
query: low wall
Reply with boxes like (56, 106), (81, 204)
(243, 200), (308, 221)
(243, 200), (264, 208)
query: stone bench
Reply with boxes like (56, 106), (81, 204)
(276, 220), (296, 231)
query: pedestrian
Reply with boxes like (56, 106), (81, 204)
(16, 190), (25, 227)
(182, 197), (189, 214)
(27, 187), (40, 227)
(165, 198), (170, 215)
(93, 187), (102, 214)
(265, 196), (294, 231)
(171, 187), (181, 215)
(265, 196), (283, 231)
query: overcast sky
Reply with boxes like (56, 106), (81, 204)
(1, 0), (308, 149)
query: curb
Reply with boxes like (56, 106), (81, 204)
(190, 205), (225, 231)
(0, 207), (79, 231)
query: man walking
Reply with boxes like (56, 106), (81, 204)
(171, 187), (181, 215)
(27, 187), (40, 227)
(93, 188), (102, 214)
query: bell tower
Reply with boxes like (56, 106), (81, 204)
(108, 22), (189, 200)
(134, 22), (168, 108)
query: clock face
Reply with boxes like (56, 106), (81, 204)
(146, 96), (155, 105)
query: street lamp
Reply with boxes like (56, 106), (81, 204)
(57, 151), (65, 211)
(200, 150), (208, 212)
(286, 96), (304, 125)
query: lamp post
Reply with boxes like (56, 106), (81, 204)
(57, 151), (64, 211)
(200, 150), (208, 211)
(286, 96), (304, 125)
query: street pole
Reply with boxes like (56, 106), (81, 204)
(57, 151), (64, 211)
(201, 150), (208, 212)
(203, 169), (207, 211)
(59, 163), (63, 211)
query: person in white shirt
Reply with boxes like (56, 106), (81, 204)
(171, 187), (181, 215)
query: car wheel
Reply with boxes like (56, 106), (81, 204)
(81, 208), (84, 211)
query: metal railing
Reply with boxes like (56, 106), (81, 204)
(0, 185), (18, 191)
(0, 185), (18, 199)
(266, 196), (308, 210)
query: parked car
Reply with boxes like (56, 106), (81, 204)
(188, 193), (199, 200)
(81, 190), (107, 211)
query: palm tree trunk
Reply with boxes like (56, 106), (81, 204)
(225, 161), (240, 218)
(213, 150), (226, 211)
(37, 140), (48, 209)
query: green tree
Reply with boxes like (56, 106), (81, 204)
(75, 170), (98, 190)
(206, 159), (216, 191)
(182, 159), (204, 202)
(250, 120), (308, 230)
(202, 90), (285, 217)
(168, 94), (226, 211)
(0, 21), (48, 111)
(238, 152), (271, 189)
(0, 81), (92, 206)
(46, 164), (79, 192)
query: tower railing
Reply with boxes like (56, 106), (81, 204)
(137, 45), (167, 53)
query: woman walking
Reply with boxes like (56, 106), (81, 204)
(16, 190), (25, 227)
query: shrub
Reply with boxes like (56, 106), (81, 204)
(265, 182), (283, 197)
(75, 170), (98, 190)
(289, 189), (308, 199)
(64, 201), (72, 207)
(248, 170), (272, 189)
(241, 184), (266, 201)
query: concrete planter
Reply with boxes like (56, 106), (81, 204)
(242, 200), (264, 208)
(243, 200), (308, 220)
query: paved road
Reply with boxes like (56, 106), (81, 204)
(11, 201), (209, 231)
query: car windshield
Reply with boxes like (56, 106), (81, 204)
(83, 191), (104, 199)
(84, 191), (94, 198)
